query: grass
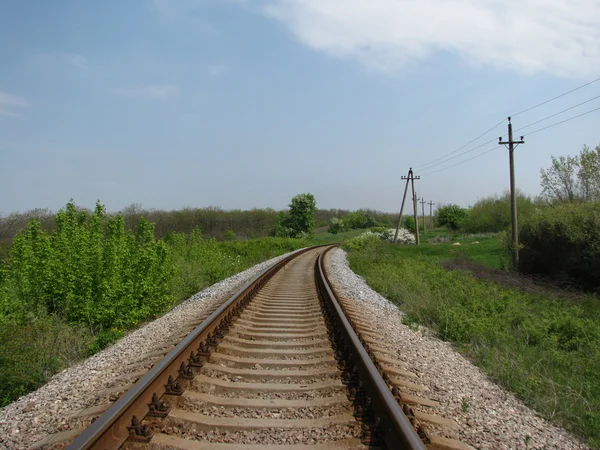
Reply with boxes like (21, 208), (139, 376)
(399, 230), (509, 269)
(344, 234), (600, 448)
(310, 229), (366, 245)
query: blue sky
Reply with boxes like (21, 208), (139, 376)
(1, 0), (600, 214)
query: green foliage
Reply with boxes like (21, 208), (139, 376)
(540, 144), (600, 203)
(435, 204), (468, 230)
(519, 201), (600, 289)
(5, 201), (174, 330)
(344, 210), (377, 229)
(462, 191), (537, 233)
(271, 193), (317, 238)
(0, 201), (308, 407)
(342, 232), (384, 252)
(347, 243), (600, 447)
(403, 216), (416, 233)
(0, 315), (92, 407)
(327, 217), (344, 235)
(288, 193), (317, 236)
(223, 230), (236, 241)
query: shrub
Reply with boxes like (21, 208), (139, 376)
(344, 211), (378, 229)
(343, 231), (384, 252)
(223, 230), (236, 241)
(404, 216), (416, 233)
(435, 204), (468, 230)
(5, 200), (174, 330)
(463, 191), (537, 234)
(327, 217), (345, 235)
(519, 201), (600, 289)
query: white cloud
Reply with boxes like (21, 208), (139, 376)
(0, 91), (30, 118)
(208, 63), (227, 77)
(114, 84), (179, 100)
(250, 0), (600, 77)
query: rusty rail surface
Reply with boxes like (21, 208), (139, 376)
(316, 247), (426, 450)
(68, 244), (425, 449)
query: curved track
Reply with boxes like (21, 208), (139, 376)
(33, 245), (469, 449)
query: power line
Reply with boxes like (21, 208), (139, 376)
(416, 137), (500, 171)
(511, 75), (600, 118)
(525, 106), (600, 137)
(515, 95), (600, 133)
(417, 93), (600, 172)
(420, 146), (497, 176)
(413, 75), (600, 170)
(421, 105), (600, 177)
(413, 119), (505, 170)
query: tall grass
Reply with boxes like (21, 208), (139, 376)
(346, 239), (600, 447)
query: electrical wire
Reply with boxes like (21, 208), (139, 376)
(514, 95), (600, 134)
(420, 146), (498, 177)
(415, 136), (501, 172)
(420, 106), (600, 177)
(413, 119), (505, 171)
(413, 75), (600, 171)
(524, 106), (600, 137)
(511, 75), (600, 118)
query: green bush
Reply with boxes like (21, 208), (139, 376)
(223, 230), (236, 241)
(327, 217), (344, 235)
(463, 191), (537, 234)
(519, 201), (600, 289)
(6, 201), (174, 330)
(435, 204), (468, 230)
(404, 216), (416, 233)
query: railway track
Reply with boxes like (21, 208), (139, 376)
(35, 245), (471, 449)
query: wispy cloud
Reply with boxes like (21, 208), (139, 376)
(248, 0), (600, 77)
(150, 0), (218, 34)
(113, 84), (179, 100)
(31, 52), (89, 70)
(0, 91), (30, 118)
(208, 63), (227, 77)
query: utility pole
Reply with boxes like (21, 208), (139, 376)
(499, 117), (525, 270)
(428, 200), (435, 228)
(393, 168), (420, 244)
(420, 198), (426, 233)
(412, 182), (420, 246)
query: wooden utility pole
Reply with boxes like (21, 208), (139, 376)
(428, 200), (435, 228)
(393, 169), (412, 244)
(420, 198), (426, 233)
(412, 183), (420, 246)
(499, 117), (525, 269)
(394, 168), (420, 244)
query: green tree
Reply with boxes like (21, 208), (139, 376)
(435, 204), (468, 230)
(271, 193), (317, 238)
(540, 144), (600, 203)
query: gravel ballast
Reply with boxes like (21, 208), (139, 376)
(0, 251), (295, 450)
(326, 248), (589, 450)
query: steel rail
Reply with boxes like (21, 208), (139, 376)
(68, 245), (327, 450)
(316, 247), (426, 450)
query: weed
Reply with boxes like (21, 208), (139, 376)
(461, 398), (470, 413)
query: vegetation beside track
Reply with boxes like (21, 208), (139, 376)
(0, 201), (308, 407)
(343, 232), (600, 448)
